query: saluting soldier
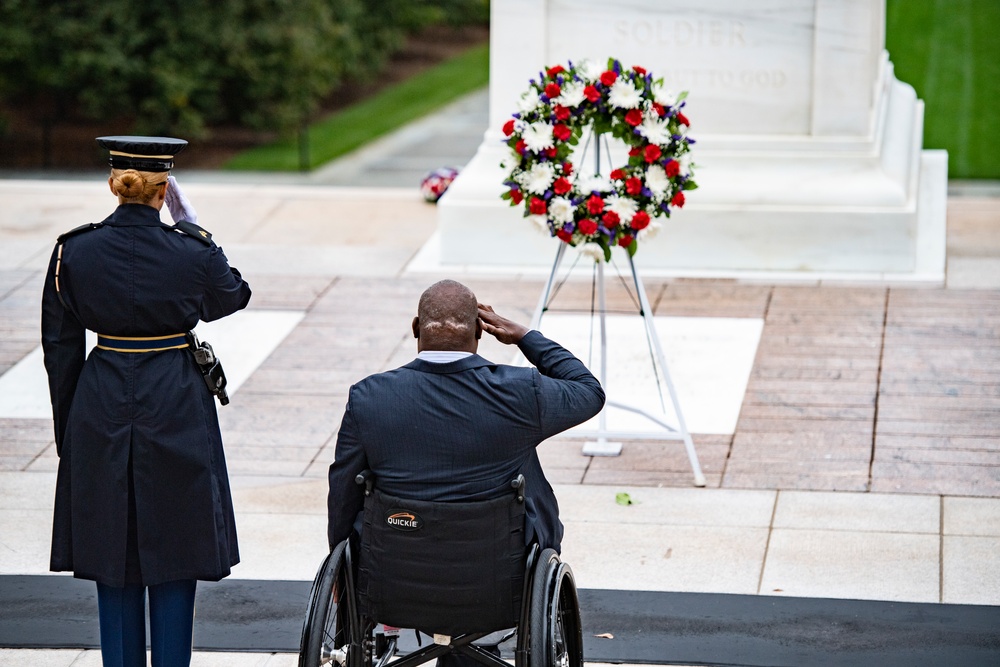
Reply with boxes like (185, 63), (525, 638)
(41, 136), (252, 667)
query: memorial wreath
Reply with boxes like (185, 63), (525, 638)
(501, 58), (697, 262)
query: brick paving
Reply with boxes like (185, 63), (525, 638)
(3, 266), (1000, 496)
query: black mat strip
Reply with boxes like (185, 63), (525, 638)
(1, 575), (998, 666)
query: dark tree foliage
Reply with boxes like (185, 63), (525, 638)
(0, 0), (488, 139)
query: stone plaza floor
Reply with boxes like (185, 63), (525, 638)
(1, 90), (999, 665)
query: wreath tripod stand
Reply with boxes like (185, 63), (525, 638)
(528, 135), (706, 487)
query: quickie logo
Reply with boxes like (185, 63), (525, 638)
(385, 509), (423, 531)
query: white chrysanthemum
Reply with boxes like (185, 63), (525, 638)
(645, 164), (670, 198)
(528, 214), (550, 235)
(518, 88), (541, 113)
(577, 59), (603, 81)
(608, 79), (642, 109)
(638, 114), (672, 145)
(548, 197), (575, 224)
(556, 81), (586, 108)
(607, 195), (638, 224)
(652, 82), (678, 107)
(578, 243), (604, 262)
(577, 174), (613, 194)
(679, 153), (693, 177)
(637, 220), (662, 241)
(521, 122), (555, 152)
(520, 162), (556, 194)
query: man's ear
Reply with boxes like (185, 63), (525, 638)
(475, 318), (482, 340)
(411, 316), (420, 339)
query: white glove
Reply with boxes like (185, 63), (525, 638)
(165, 175), (199, 224)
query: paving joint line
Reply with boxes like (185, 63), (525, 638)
(756, 489), (780, 595)
(867, 287), (890, 492)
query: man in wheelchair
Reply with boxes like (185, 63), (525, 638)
(304, 280), (605, 667)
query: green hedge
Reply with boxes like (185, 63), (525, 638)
(0, 0), (488, 139)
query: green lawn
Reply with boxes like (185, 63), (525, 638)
(229, 5), (999, 179)
(224, 43), (489, 172)
(887, 0), (1000, 179)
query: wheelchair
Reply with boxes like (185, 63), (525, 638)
(299, 471), (583, 667)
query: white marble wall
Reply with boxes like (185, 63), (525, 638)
(439, 0), (946, 280)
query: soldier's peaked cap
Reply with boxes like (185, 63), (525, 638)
(96, 136), (188, 172)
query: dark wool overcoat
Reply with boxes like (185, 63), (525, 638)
(41, 203), (251, 587)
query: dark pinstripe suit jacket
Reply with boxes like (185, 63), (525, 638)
(327, 330), (606, 552)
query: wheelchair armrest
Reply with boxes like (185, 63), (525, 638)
(356, 469), (375, 496)
(511, 474), (525, 504)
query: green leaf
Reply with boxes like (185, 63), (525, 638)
(677, 90), (689, 103)
(683, 181), (699, 191)
(627, 238), (638, 257)
(615, 492), (634, 506)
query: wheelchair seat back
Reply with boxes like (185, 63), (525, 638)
(357, 486), (527, 636)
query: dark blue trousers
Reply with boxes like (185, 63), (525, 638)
(96, 579), (197, 667)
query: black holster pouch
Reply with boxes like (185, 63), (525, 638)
(186, 330), (230, 406)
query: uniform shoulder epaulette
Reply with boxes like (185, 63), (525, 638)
(57, 222), (104, 243)
(172, 219), (213, 245)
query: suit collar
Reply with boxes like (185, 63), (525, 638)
(403, 354), (493, 374)
(103, 203), (165, 227)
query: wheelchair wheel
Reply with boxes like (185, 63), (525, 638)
(528, 549), (583, 667)
(300, 541), (361, 667)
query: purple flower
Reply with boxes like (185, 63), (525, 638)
(641, 187), (653, 197)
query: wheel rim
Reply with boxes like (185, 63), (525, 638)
(550, 567), (582, 667)
(320, 565), (348, 665)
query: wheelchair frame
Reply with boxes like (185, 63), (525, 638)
(299, 479), (583, 667)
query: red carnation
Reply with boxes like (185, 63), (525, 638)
(600, 70), (617, 86)
(677, 112), (690, 126)
(578, 218), (598, 235)
(602, 211), (620, 227)
(631, 210), (650, 230)
(553, 124), (571, 141)
(584, 85), (601, 102)
(618, 234), (635, 248)
(586, 195), (605, 215)
(547, 65), (565, 77)
(665, 159), (680, 178)
(562, 162), (574, 176)
(643, 144), (662, 163)
(530, 197), (547, 215)
(628, 146), (641, 157)
(671, 191), (686, 208)
(554, 105), (570, 121)
(626, 177), (643, 195)
(653, 103), (666, 117)
(545, 82), (561, 99)
(609, 168), (625, 180)
(625, 109), (643, 126)
(545, 147), (558, 158)
(556, 227), (573, 243)
(503, 119), (516, 137)
(515, 139), (527, 154)
(633, 66), (647, 76)
(510, 189), (523, 205)
(553, 177), (572, 195)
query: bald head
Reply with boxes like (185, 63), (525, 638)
(413, 280), (481, 352)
